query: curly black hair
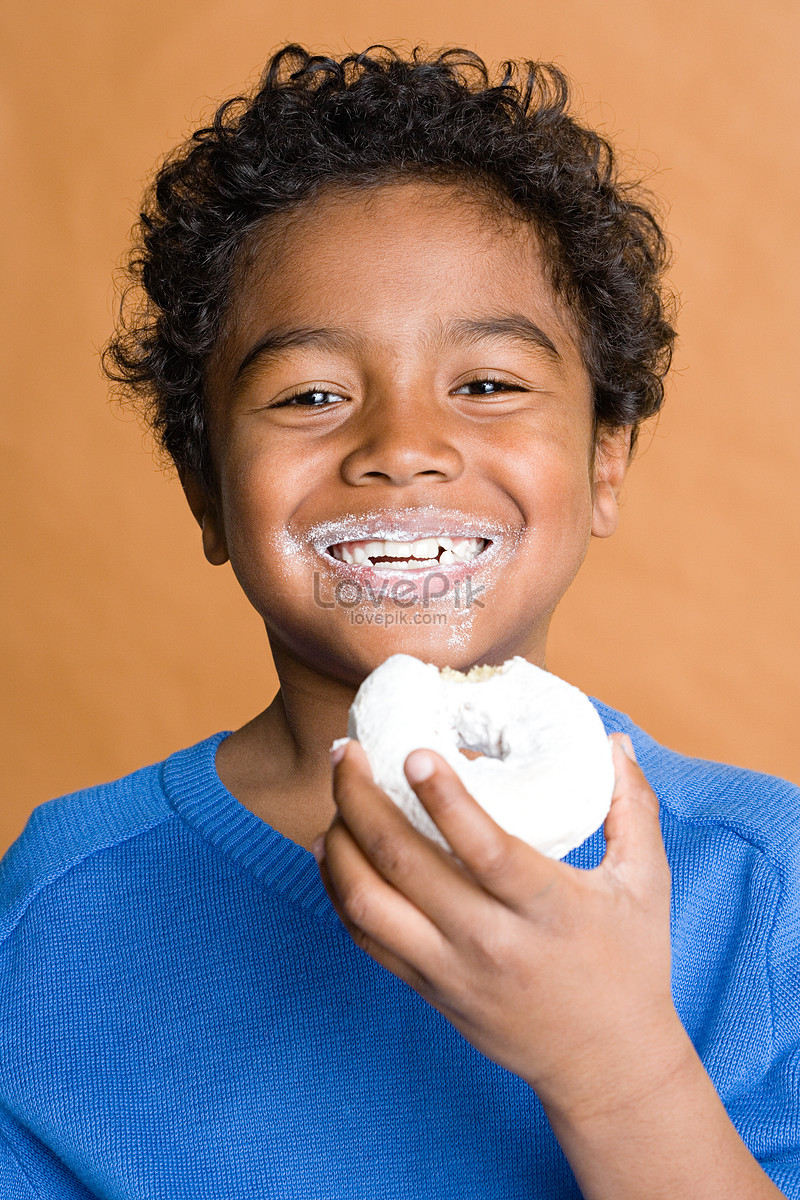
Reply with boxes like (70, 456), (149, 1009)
(103, 43), (676, 498)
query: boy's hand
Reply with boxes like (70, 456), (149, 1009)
(314, 733), (688, 1119)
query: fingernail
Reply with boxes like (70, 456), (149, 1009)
(311, 836), (326, 862)
(329, 737), (349, 766)
(405, 750), (435, 784)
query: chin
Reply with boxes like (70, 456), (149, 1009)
(325, 620), (536, 683)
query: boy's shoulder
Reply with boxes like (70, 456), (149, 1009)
(0, 734), (222, 945)
(593, 696), (800, 867)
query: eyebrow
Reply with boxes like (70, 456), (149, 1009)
(234, 327), (361, 383)
(443, 315), (562, 365)
(233, 312), (562, 384)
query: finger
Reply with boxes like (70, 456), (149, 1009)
(404, 748), (564, 914)
(600, 734), (670, 889)
(318, 815), (448, 983)
(332, 739), (493, 935)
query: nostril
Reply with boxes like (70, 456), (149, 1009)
(340, 439), (463, 488)
(355, 467), (451, 485)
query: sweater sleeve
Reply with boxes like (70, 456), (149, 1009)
(727, 834), (800, 1198)
(759, 844), (800, 1197)
(749, 1049), (800, 1198)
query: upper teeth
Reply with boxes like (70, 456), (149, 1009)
(329, 536), (486, 567)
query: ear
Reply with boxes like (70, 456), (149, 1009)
(178, 468), (230, 566)
(591, 425), (633, 539)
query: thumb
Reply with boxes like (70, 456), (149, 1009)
(600, 734), (669, 888)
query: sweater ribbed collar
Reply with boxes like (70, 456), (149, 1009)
(161, 706), (622, 914)
(162, 731), (333, 917)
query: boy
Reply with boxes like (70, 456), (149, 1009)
(1, 43), (798, 1199)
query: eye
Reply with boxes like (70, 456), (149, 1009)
(273, 388), (348, 408)
(453, 377), (527, 397)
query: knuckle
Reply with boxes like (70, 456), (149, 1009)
(472, 835), (511, 881)
(368, 831), (406, 878)
(340, 881), (374, 929)
(470, 921), (521, 974)
(336, 917), (379, 960)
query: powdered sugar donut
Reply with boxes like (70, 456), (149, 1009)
(339, 654), (614, 860)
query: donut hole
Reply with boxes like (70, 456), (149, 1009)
(458, 746), (487, 761)
(456, 739), (507, 762)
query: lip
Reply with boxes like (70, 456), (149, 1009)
(308, 506), (508, 551)
(306, 506), (514, 584)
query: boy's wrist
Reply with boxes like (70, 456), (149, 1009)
(529, 1007), (694, 1132)
(531, 1016), (783, 1200)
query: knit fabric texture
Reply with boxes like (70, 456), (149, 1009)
(1, 701), (799, 1199)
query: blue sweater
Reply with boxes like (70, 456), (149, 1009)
(1, 702), (799, 1199)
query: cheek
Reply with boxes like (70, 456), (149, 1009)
(215, 442), (296, 594)
(503, 431), (595, 527)
(219, 429), (309, 527)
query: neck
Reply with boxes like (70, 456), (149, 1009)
(266, 643), (361, 770)
(214, 627), (551, 850)
(213, 641), (360, 850)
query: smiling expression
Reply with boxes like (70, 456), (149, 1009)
(187, 180), (629, 685)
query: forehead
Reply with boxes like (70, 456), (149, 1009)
(213, 179), (581, 378)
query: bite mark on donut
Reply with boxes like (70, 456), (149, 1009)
(441, 663), (505, 683)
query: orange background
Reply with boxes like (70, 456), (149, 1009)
(3, 0), (799, 856)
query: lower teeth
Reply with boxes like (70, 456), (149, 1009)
(330, 539), (488, 566)
(369, 558), (441, 569)
(367, 550), (477, 569)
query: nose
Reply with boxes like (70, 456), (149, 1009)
(339, 390), (464, 487)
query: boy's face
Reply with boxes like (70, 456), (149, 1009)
(191, 180), (629, 685)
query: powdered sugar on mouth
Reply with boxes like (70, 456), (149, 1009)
(306, 506), (515, 571)
(271, 505), (524, 655)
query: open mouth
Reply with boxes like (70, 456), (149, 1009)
(327, 536), (490, 570)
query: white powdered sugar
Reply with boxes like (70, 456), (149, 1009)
(343, 653), (614, 859)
